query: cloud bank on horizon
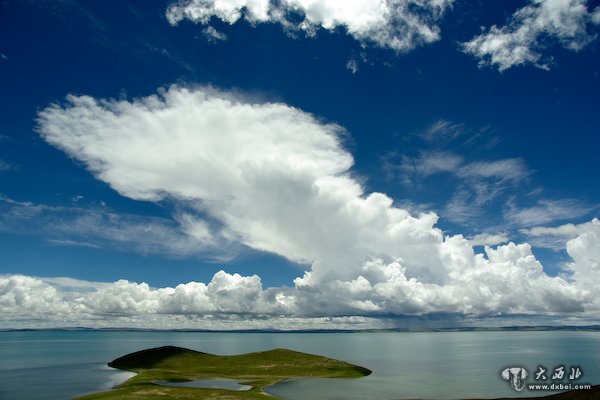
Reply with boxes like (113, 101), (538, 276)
(1, 85), (597, 328)
(166, 0), (600, 71)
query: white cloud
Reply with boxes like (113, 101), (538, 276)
(202, 25), (228, 43)
(2, 222), (600, 327)
(523, 220), (591, 238)
(521, 218), (599, 250)
(37, 86), (448, 286)
(468, 232), (509, 247)
(0, 271), (296, 321)
(28, 86), (600, 327)
(508, 219), (600, 310)
(0, 275), (71, 315)
(346, 58), (358, 74)
(565, 221), (600, 306)
(1, 226), (597, 325)
(166, 0), (454, 52)
(41, 276), (110, 292)
(593, 6), (600, 24)
(462, 0), (600, 71)
(167, 0), (271, 24)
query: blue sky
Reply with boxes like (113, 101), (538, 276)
(1, 0), (599, 329)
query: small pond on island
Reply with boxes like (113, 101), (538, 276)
(152, 379), (252, 391)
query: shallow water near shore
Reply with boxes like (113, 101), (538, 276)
(0, 330), (598, 399)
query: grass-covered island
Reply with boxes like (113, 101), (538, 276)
(74, 345), (599, 400)
(74, 345), (372, 400)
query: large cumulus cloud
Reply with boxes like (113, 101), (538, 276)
(15, 85), (598, 328)
(37, 86), (445, 286)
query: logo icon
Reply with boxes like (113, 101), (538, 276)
(501, 367), (528, 392)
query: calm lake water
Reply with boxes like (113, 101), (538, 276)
(0, 330), (598, 399)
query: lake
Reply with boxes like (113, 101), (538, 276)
(0, 330), (598, 399)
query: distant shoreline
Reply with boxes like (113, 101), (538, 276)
(2, 325), (600, 333)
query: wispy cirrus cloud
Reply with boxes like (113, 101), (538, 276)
(388, 150), (530, 223)
(383, 119), (597, 232)
(384, 119), (511, 190)
(421, 119), (465, 143)
(462, 0), (600, 71)
(397, 151), (463, 183)
(47, 239), (103, 249)
(400, 151), (529, 187)
(0, 194), (238, 261)
(504, 199), (596, 228)
(166, 0), (455, 53)
(443, 189), (486, 224)
(456, 158), (529, 184)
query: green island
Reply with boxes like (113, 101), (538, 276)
(74, 345), (600, 400)
(74, 345), (372, 400)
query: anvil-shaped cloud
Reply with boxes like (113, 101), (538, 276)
(9, 85), (596, 326)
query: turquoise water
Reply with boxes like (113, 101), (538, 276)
(0, 330), (598, 399)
